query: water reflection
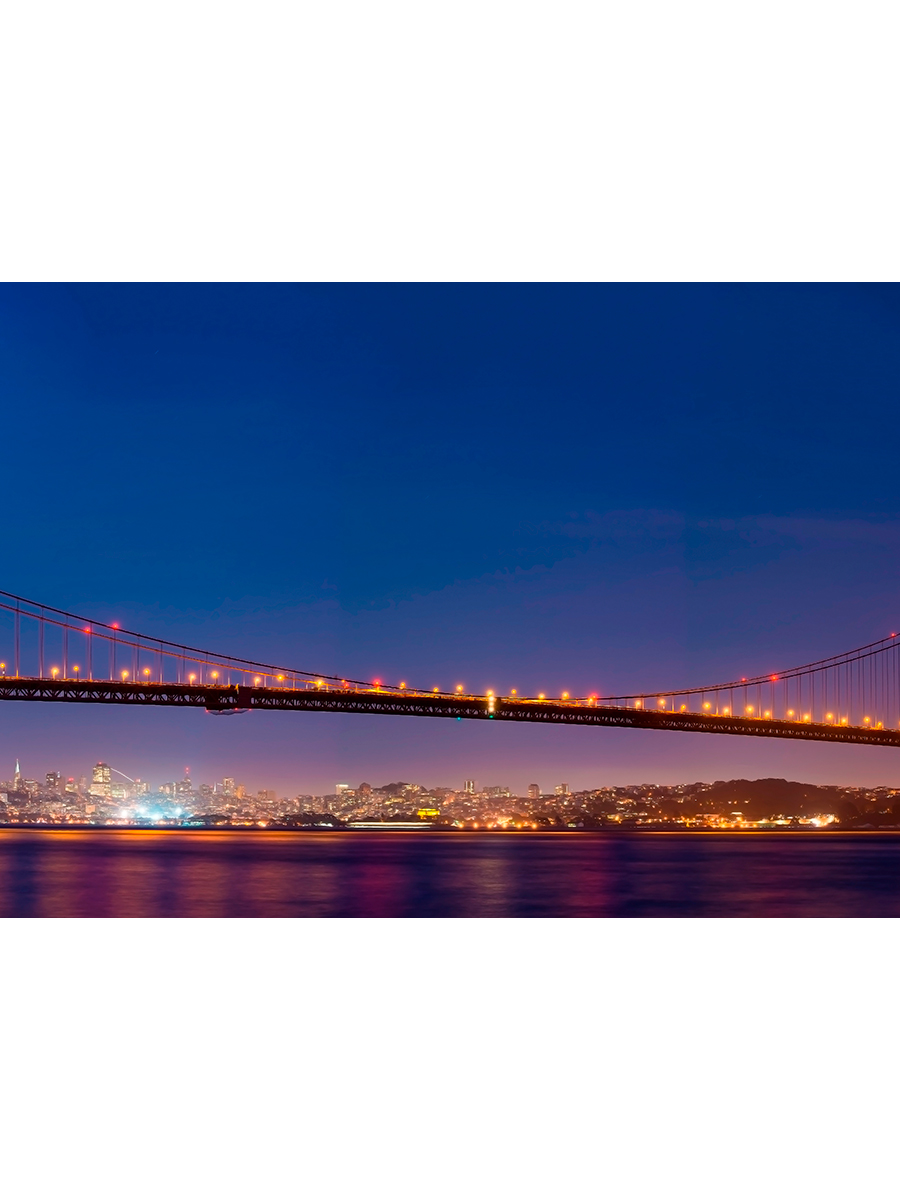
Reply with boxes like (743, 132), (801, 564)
(0, 830), (898, 917)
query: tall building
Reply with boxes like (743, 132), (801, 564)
(554, 783), (569, 796)
(528, 783), (541, 801)
(14, 760), (22, 790)
(91, 762), (112, 798)
(464, 779), (476, 794)
(45, 771), (61, 793)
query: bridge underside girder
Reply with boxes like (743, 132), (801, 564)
(0, 678), (898, 749)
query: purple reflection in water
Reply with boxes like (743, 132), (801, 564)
(0, 831), (898, 917)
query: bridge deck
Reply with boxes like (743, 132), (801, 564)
(1, 677), (898, 748)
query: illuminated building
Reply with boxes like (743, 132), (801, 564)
(91, 762), (112, 798)
(464, 779), (476, 794)
(46, 771), (61, 793)
(555, 783), (570, 796)
(528, 783), (541, 800)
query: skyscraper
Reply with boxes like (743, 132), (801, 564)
(528, 783), (541, 800)
(464, 780), (476, 794)
(91, 762), (112, 798)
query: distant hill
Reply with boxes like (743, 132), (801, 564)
(679, 778), (861, 821)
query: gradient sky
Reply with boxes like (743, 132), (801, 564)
(3, 283), (900, 794)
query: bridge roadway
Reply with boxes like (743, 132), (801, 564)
(1, 676), (899, 748)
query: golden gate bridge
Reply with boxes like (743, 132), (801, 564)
(1, 590), (899, 749)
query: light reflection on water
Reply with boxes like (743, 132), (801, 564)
(0, 830), (898, 917)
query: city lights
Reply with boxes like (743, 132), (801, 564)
(0, 762), (885, 833)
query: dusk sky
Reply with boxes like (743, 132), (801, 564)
(4, 283), (900, 793)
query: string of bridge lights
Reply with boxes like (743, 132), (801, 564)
(0, 588), (899, 730)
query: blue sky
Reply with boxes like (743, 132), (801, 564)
(3, 283), (900, 793)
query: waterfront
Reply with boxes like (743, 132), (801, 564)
(1, 829), (900, 917)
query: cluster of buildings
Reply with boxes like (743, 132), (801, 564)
(0, 760), (289, 826)
(0, 761), (898, 829)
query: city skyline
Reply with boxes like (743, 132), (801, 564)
(3, 751), (893, 832)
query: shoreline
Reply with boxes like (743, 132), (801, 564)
(0, 823), (896, 836)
